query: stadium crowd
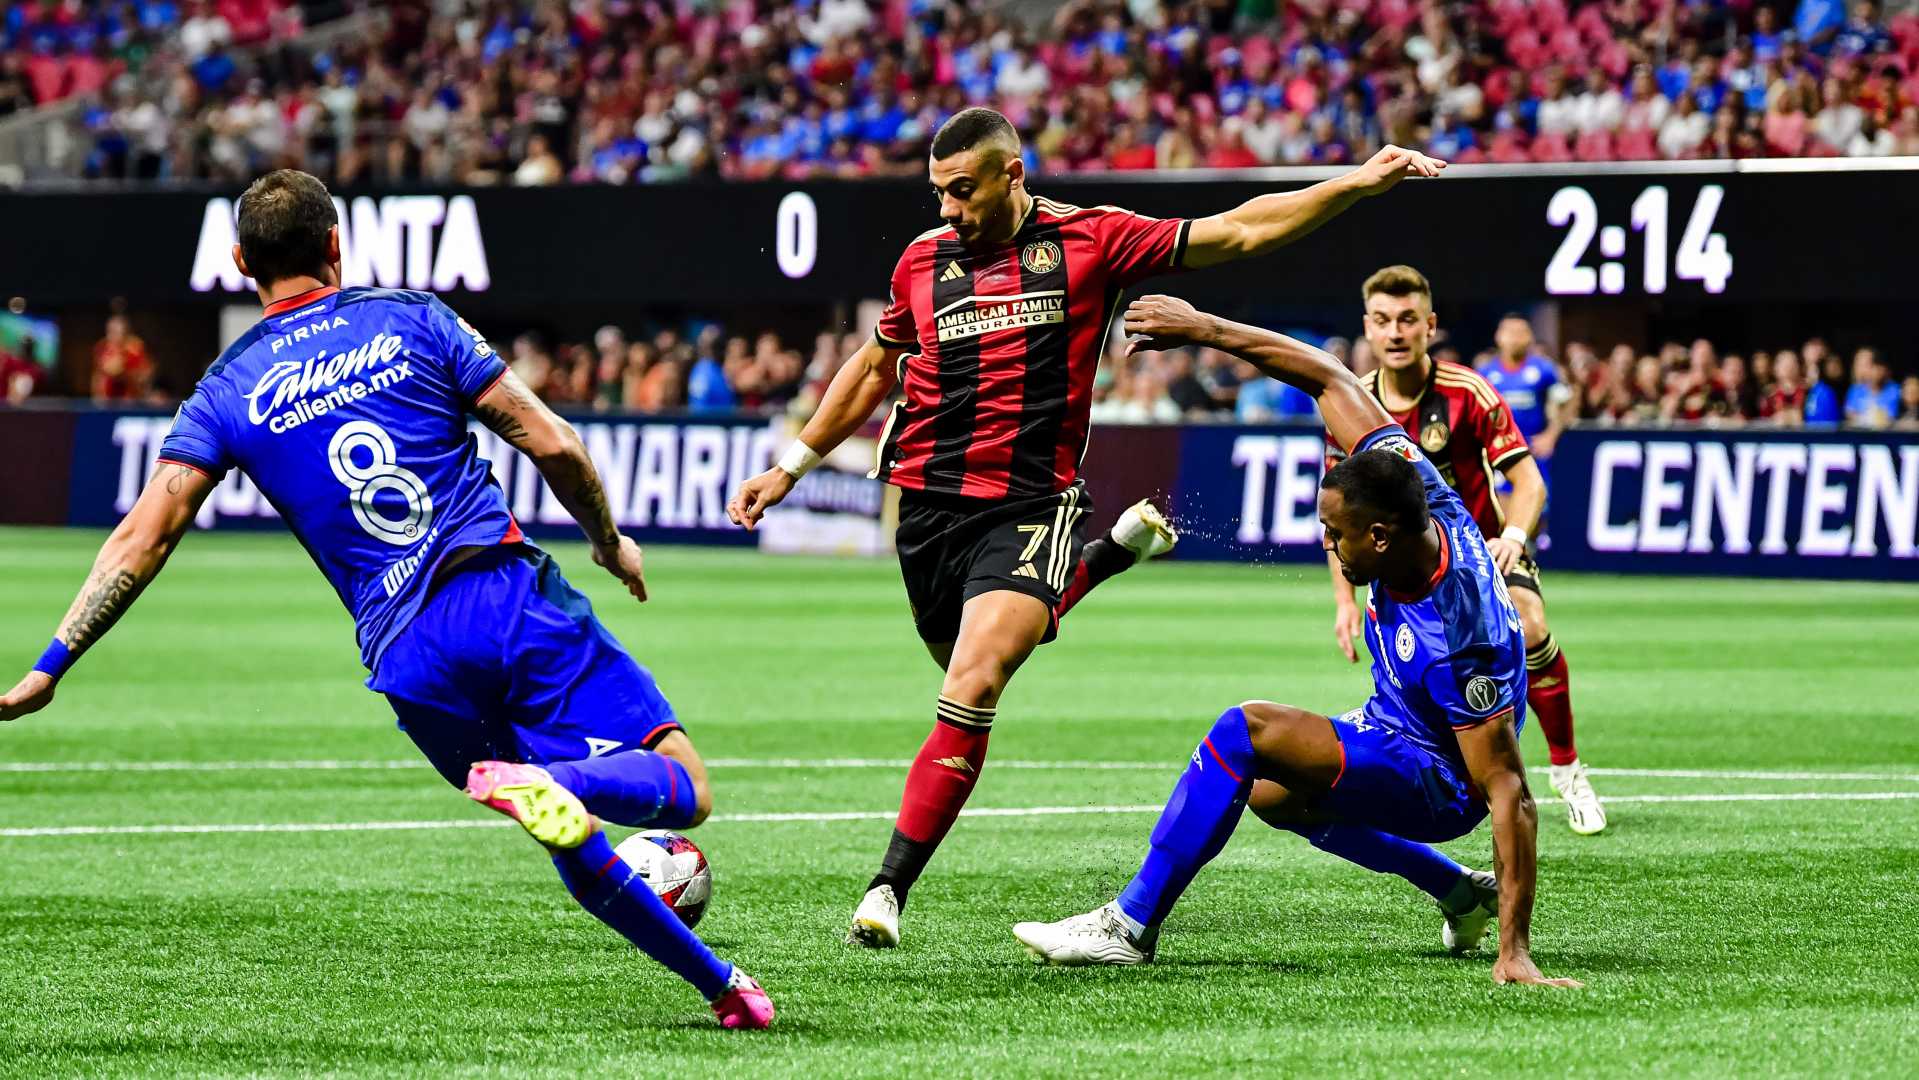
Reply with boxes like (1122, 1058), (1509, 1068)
(5, 307), (1912, 429)
(18, 0), (1919, 184)
(1093, 328), (1919, 428)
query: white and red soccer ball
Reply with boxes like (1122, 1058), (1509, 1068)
(613, 829), (712, 928)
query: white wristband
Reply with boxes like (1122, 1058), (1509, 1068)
(1500, 525), (1530, 547)
(776, 441), (822, 480)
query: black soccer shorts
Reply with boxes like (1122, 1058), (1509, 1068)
(1505, 549), (1544, 596)
(893, 482), (1093, 645)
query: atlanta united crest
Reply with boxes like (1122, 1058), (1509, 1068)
(1021, 239), (1062, 273)
(1420, 419), (1449, 453)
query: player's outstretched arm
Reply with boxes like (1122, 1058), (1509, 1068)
(1180, 145), (1445, 270)
(1123, 294), (1392, 452)
(1327, 553), (1362, 663)
(1456, 716), (1584, 988)
(473, 370), (647, 601)
(727, 337), (902, 531)
(1, 462), (216, 723)
(1489, 455), (1548, 576)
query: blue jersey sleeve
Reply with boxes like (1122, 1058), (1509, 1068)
(156, 389), (234, 480)
(1423, 646), (1519, 731)
(1351, 424), (1456, 511)
(424, 297), (507, 402)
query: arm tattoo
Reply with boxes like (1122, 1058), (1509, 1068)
(474, 401), (530, 447)
(163, 464), (193, 495)
(476, 374), (619, 547)
(474, 376), (539, 448)
(574, 471), (620, 548)
(62, 569), (145, 653)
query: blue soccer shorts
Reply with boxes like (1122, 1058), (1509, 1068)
(1315, 707), (1492, 844)
(369, 544), (683, 787)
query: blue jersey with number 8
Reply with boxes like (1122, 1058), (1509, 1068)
(158, 287), (520, 672)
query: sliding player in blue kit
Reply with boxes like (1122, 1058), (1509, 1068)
(1012, 294), (1581, 988)
(0, 170), (774, 1028)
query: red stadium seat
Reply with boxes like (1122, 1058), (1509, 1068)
(1489, 132), (1533, 162)
(1615, 128), (1659, 159)
(1532, 132), (1575, 161)
(1575, 130), (1616, 160)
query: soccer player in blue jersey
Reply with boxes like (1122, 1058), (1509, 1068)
(1012, 294), (1581, 988)
(0, 170), (774, 1028)
(1480, 314), (1570, 460)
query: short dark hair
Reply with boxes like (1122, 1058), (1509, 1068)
(1361, 264), (1431, 306)
(931, 107), (1019, 161)
(236, 170), (337, 287)
(1322, 448), (1431, 534)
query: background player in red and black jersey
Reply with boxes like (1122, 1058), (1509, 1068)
(1325, 266), (1607, 835)
(726, 108), (1445, 947)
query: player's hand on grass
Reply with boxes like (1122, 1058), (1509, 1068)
(1122, 295), (1214, 355)
(1348, 145), (1447, 197)
(1486, 537), (1525, 576)
(592, 535), (649, 602)
(0, 671), (55, 723)
(1493, 952), (1584, 989)
(727, 467), (797, 531)
(1333, 602), (1363, 664)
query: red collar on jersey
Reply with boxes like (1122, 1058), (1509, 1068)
(262, 285), (340, 317)
(1385, 524), (1450, 604)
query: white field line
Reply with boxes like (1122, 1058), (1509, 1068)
(3, 758), (1918, 783)
(1, 791), (1916, 839)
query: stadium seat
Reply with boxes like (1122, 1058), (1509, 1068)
(1574, 131), (1616, 161)
(1615, 128), (1659, 159)
(1532, 132), (1575, 162)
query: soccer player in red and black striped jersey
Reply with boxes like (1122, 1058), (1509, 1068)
(1324, 266), (1607, 835)
(727, 108), (1445, 947)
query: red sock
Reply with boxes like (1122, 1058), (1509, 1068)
(1053, 535), (1135, 622)
(1526, 636), (1578, 767)
(1054, 561), (1094, 621)
(873, 699), (995, 901)
(896, 711), (991, 844)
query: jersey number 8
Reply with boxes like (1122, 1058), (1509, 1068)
(327, 421), (435, 546)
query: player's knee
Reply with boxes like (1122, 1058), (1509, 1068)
(941, 658), (1009, 709)
(1237, 701), (1302, 754)
(1512, 590), (1549, 645)
(686, 775), (713, 827)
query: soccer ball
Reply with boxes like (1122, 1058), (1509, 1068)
(613, 829), (712, 928)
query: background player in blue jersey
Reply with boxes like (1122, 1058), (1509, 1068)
(0, 169), (774, 1029)
(1480, 314), (1570, 461)
(1013, 294), (1581, 988)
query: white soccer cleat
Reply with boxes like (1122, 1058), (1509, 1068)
(1441, 869), (1499, 954)
(1012, 903), (1154, 966)
(1550, 760), (1609, 835)
(847, 884), (900, 948)
(1111, 499), (1178, 563)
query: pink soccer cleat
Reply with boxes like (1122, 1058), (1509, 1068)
(710, 970), (775, 1030)
(465, 761), (598, 849)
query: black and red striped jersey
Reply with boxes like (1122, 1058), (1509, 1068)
(870, 194), (1191, 500)
(1326, 360), (1531, 539)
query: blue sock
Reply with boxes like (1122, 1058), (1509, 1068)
(548, 750), (699, 829)
(551, 832), (733, 1000)
(1293, 823), (1467, 903)
(1116, 706), (1257, 929)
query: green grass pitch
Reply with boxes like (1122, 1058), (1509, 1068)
(1, 527), (1916, 1077)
